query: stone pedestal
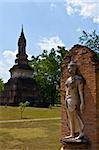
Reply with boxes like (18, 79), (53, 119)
(60, 137), (90, 150)
(60, 45), (99, 150)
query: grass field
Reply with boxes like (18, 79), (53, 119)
(0, 106), (61, 150)
(0, 106), (60, 120)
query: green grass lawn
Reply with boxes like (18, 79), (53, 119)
(0, 106), (60, 120)
(0, 106), (61, 150)
(0, 120), (61, 150)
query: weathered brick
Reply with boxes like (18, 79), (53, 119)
(60, 45), (99, 150)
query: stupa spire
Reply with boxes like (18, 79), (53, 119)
(18, 25), (26, 51)
(15, 26), (28, 65)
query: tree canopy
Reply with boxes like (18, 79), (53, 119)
(0, 79), (4, 93)
(79, 30), (99, 52)
(29, 47), (68, 106)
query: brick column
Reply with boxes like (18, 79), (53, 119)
(60, 45), (98, 150)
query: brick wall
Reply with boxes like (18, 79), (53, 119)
(96, 63), (99, 149)
(60, 45), (98, 150)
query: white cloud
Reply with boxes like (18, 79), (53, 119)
(50, 3), (56, 8)
(28, 54), (32, 60)
(0, 50), (32, 83)
(37, 36), (65, 52)
(0, 50), (17, 82)
(0, 65), (5, 73)
(65, 0), (99, 23)
(76, 27), (81, 32)
(3, 50), (17, 65)
(93, 17), (99, 23)
(66, 5), (74, 15)
(0, 59), (10, 83)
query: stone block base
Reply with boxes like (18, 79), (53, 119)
(60, 137), (91, 150)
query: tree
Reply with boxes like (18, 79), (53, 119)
(79, 30), (99, 52)
(29, 46), (68, 106)
(57, 46), (68, 64)
(19, 101), (30, 119)
(0, 79), (4, 93)
(30, 49), (58, 106)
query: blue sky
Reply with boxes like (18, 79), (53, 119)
(0, 0), (99, 82)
